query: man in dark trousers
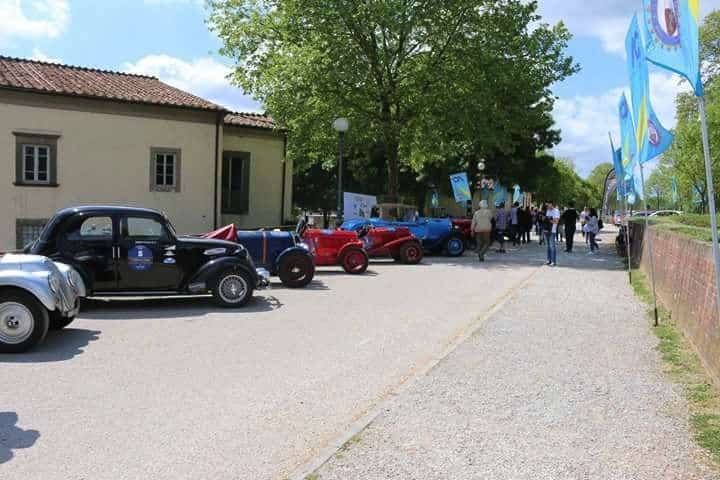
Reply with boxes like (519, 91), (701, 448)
(560, 202), (580, 252)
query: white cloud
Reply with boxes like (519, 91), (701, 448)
(552, 70), (691, 175)
(537, 0), (720, 54)
(0, 0), (70, 41)
(143, 0), (203, 5)
(122, 54), (262, 113)
(30, 47), (62, 63)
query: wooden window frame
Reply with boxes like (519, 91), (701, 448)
(13, 132), (59, 187)
(150, 148), (181, 193)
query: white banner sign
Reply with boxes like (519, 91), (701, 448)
(343, 192), (377, 220)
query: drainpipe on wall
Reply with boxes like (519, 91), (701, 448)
(213, 112), (223, 229)
(280, 133), (288, 225)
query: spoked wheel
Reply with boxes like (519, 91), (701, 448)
(278, 252), (315, 288)
(340, 248), (369, 274)
(398, 242), (423, 264)
(0, 291), (49, 353)
(212, 269), (254, 307)
(444, 236), (466, 257)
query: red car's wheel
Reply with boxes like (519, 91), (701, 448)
(340, 248), (369, 274)
(399, 242), (423, 265)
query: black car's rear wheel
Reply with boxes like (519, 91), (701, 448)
(340, 248), (369, 274)
(444, 235), (466, 257)
(399, 242), (423, 264)
(0, 290), (49, 353)
(212, 269), (254, 307)
(278, 252), (315, 288)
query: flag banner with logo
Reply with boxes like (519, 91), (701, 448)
(449, 173), (472, 203)
(672, 176), (680, 203)
(619, 93), (639, 179)
(643, 0), (703, 96)
(493, 182), (508, 207)
(603, 169), (618, 214)
(627, 14), (675, 164)
(610, 134), (627, 199)
(512, 185), (523, 203)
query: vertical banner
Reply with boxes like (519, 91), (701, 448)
(450, 173), (472, 203)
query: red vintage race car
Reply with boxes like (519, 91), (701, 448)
(300, 221), (369, 274)
(357, 225), (423, 264)
(451, 218), (474, 248)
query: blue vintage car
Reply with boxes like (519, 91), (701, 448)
(206, 223), (315, 288)
(341, 217), (465, 257)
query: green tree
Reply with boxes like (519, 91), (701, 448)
(209, 0), (578, 200)
(585, 162), (613, 208)
(534, 156), (594, 208)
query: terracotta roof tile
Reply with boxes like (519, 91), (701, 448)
(0, 56), (224, 111)
(224, 112), (277, 130)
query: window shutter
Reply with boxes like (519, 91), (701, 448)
(240, 154), (251, 214)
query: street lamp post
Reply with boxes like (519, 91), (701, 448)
(332, 117), (349, 225)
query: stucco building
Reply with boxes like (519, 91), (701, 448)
(0, 56), (291, 249)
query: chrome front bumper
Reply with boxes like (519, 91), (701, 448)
(256, 268), (271, 289)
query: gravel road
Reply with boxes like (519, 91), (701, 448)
(316, 232), (719, 480)
(1, 248), (537, 479)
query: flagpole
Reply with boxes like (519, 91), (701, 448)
(624, 195), (633, 284)
(639, 164), (660, 327)
(698, 96), (720, 318)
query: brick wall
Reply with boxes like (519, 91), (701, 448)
(630, 222), (720, 384)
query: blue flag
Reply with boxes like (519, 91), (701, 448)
(672, 176), (679, 204)
(610, 134), (626, 199)
(512, 185), (523, 203)
(626, 15), (675, 165)
(493, 182), (507, 207)
(642, 0), (703, 96)
(449, 173), (471, 203)
(619, 93), (638, 180)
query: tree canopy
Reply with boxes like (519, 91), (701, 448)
(209, 0), (579, 203)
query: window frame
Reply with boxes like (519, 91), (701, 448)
(13, 132), (59, 187)
(22, 144), (51, 184)
(16, 218), (49, 250)
(150, 147), (181, 193)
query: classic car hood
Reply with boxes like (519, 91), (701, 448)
(0, 253), (56, 272)
(177, 236), (242, 250)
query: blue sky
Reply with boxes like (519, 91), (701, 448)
(1, 0), (719, 177)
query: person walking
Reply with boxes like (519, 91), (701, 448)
(586, 208), (600, 253)
(510, 202), (520, 247)
(520, 206), (532, 244)
(471, 200), (494, 262)
(495, 205), (509, 253)
(537, 205), (546, 245)
(560, 202), (580, 252)
(544, 200), (560, 266)
(580, 207), (589, 242)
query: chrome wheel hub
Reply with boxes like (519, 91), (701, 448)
(219, 275), (248, 303)
(0, 302), (34, 345)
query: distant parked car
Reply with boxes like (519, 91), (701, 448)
(342, 217), (465, 257)
(204, 223), (315, 288)
(0, 253), (85, 352)
(649, 210), (682, 218)
(301, 222), (370, 274)
(355, 225), (423, 264)
(26, 206), (269, 307)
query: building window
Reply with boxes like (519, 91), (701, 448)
(22, 145), (51, 184)
(13, 132), (59, 187)
(16, 219), (48, 250)
(222, 151), (251, 214)
(150, 148), (181, 192)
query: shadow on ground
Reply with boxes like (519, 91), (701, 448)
(0, 328), (100, 363)
(0, 412), (40, 464)
(79, 295), (284, 320)
(269, 279), (330, 291)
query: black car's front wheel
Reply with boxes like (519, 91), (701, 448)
(212, 269), (254, 307)
(278, 252), (315, 288)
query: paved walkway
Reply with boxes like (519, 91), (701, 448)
(314, 231), (719, 480)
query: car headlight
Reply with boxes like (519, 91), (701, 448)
(48, 273), (62, 294)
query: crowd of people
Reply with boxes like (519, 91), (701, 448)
(470, 201), (602, 265)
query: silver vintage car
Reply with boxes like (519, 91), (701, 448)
(0, 254), (85, 353)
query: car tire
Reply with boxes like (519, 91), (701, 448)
(340, 248), (369, 274)
(0, 290), (50, 353)
(49, 310), (76, 330)
(444, 235), (466, 257)
(399, 242), (423, 265)
(212, 268), (254, 308)
(278, 252), (315, 288)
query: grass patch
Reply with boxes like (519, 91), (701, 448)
(304, 474), (321, 480)
(631, 269), (720, 466)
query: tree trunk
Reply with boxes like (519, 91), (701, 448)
(386, 140), (400, 202)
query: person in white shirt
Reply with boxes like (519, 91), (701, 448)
(544, 200), (561, 266)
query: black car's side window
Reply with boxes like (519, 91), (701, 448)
(78, 217), (113, 240)
(122, 217), (169, 243)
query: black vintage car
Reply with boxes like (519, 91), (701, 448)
(27, 206), (269, 307)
